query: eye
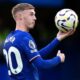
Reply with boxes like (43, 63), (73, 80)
(30, 12), (35, 16)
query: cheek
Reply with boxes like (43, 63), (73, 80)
(25, 17), (32, 22)
(24, 17), (29, 23)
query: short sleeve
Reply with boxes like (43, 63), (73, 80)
(21, 37), (41, 62)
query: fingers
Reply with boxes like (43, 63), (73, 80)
(68, 29), (76, 35)
(56, 28), (76, 41)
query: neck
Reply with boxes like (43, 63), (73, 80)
(15, 22), (29, 32)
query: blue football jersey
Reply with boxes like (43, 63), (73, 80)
(3, 30), (40, 80)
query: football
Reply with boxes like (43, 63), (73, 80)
(54, 9), (78, 32)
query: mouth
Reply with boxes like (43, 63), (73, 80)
(32, 21), (35, 25)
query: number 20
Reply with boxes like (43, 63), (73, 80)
(3, 46), (23, 75)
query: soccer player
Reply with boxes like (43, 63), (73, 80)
(3, 3), (75, 80)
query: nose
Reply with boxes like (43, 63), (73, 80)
(34, 16), (37, 20)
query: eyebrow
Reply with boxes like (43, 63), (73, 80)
(30, 11), (36, 15)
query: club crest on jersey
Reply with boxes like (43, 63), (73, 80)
(29, 40), (38, 53)
(29, 40), (36, 49)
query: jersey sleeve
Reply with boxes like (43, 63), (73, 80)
(39, 38), (60, 58)
(21, 37), (61, 69)
(21, 37), (41, 62)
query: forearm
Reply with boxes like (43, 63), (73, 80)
(32, 56), (61, 69)
(39, 38), (60, 58)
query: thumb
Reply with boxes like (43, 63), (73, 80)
(58, 50), (61, 53)
(57, 50), (61, 56)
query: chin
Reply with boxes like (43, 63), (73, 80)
(30, 24), (35, 29)
(28, 26), (34, 29)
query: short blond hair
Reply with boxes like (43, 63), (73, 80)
(12, 3), (35, 19)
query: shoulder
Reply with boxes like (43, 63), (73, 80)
(21, 35), (37, 50)
(15, 31), (35, 46)
(16, 30), (33, 39)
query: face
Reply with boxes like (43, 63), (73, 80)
(22, 9), (36, 29)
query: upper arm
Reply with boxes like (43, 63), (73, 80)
(21, 37), (41, 62)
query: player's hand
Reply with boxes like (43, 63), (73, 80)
(56, 29), (76, 41)
(57, 50), (65, 63)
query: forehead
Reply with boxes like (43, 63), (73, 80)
(23, 9), (36, 14)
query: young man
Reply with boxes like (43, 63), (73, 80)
(3, 3), (75, 80)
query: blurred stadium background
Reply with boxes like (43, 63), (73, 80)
(0, 0), (80, 80)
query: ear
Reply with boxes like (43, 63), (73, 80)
(16, 12), (23, 20)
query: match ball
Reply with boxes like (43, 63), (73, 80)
(55, 9), (78, 32)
